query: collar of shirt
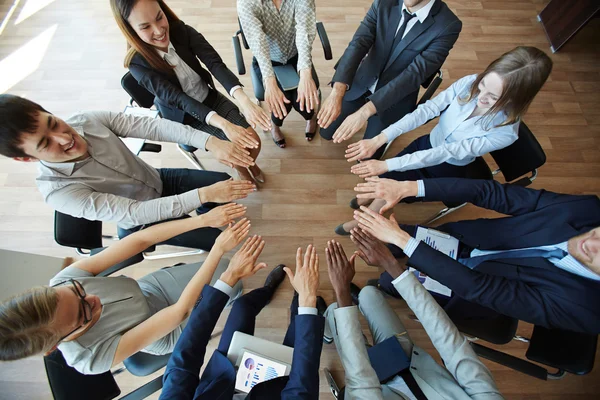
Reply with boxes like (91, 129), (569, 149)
(401, 0), (435, 23)
(39, 125), (92, 176)
(156, 42), (178, 65)
(555, 242), (600, 281)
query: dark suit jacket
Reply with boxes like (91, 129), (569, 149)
(407, 178), (600, 334)
(333, 0), (461, 117)
(129, 20), (242, 124)
(159, 285), (325, 400)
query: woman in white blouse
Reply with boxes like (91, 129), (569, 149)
(335, 46), (553, 235)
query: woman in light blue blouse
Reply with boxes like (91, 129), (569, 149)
(336, 46), (553, 235)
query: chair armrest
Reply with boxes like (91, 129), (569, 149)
(417, 70), (443, 105)
(140, 143), (162, 153)
(317, 22), (333, 60)
(471, 342), (548, 380)
(232, 34), (246, 75)
(120, 375), (164, 400)
(93, 248), (145, 277)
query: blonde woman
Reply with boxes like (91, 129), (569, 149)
(336, 46), (553, 235)
(0, 204), (251, 374)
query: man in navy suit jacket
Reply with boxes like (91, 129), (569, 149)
(352, 177), (600, 334)
(318, 0), (461, 158)
(160, 244), (325, 400)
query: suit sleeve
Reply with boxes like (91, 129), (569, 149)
(331, 306), (385, 399)
(281, 315), (325, 399)
(393, 273), (503, 399)
(128, 60), (215, 123)
(185, 24), (242, 94)
(331, 0), (379, 86)
(369, 18), (462, 114)
(160, 286), (229, 400)
(422, 178), (600, 216)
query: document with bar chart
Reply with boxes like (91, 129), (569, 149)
(235, 351), (288, 393)
(409, 227), (459, 297)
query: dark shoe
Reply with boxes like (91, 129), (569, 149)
(305, 131), (316, 141)
(366, 279), (379, 288)
(264, 264), (286, 291)
(349, 197), (360, 210)
(334, 224), (351, 236)
(350, 282), (361, 305)
(316, 296), (327, 316)
(271, 127), (286, 148)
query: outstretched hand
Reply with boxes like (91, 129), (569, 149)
(353, 206), (410, 248)
(221, 235), (267, 286)
(201, 203), (247, 228)
(354, 177), (418, 213)
(350, 159), (388, 178)
(325, 240), (355, 307)
(284, 245), (320, 307)
(213, 218), (251, 253)
(350, 228), (405, 278)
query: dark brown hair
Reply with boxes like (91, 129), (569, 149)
(110, 0), (180, 73)
(461, 46), (553, 128)
(0, 287), (60, 361)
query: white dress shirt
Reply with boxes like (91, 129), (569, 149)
(157, 43), (242, 124)
(383, 74), (519, 172)
(368, 0), (436, 94)
(37, 111), (211, 229)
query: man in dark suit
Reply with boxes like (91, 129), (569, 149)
(351, 177), (600, 334)
(318, 0), (462, 158)
(159, 245), (325, 400)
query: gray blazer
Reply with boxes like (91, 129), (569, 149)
(331, 272), (504, 400)
(332, 0), (461, 118)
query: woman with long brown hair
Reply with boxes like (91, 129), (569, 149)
(335, 46), (553, 235)
(111, 0), (269, 183)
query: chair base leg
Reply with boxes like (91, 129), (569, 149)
(547, 369), (567, 380)
(143, 248), (204, 260)
(178, 147), (204, 170)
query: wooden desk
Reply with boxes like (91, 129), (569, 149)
(538, 0), (600, 52)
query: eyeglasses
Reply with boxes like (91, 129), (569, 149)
(51, 279), (93, 343)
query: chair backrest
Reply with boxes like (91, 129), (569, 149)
(121, 72), (155, 109)
(490, 122), (546, 183)
(526, 326), (598, 375)
(54, 211), (103, 250)
(44, 350), (121, 400)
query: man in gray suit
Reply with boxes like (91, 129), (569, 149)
(323, 235), (503, 400)
(318, 0), (461, 159)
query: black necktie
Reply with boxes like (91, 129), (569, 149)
(392, 9), (416, 51)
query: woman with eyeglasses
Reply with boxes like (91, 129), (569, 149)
(0, 203), (251, 375)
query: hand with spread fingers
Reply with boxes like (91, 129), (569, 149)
(325, 240), (356, 307)
(265, 77), (291, 120)
(220, 235), (268, 286)
(198, 178), (256, 204)
(331, 110), (368, 144)
(353, 206), (411, 248)
(284, 245), (320, 307)
(350, 228), (405, 277)
(213, 218), (252, 253)
(317, 83), (345, 129)
(201, 203), (247, 228)
(205, 136), (255, 168)
(354, 177), (419, 213)
(237, 96), (272, 132)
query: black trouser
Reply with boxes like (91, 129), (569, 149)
(252, 55), (320, 126)
(117, 168), (230, 251)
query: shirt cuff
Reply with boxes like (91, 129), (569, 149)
(298, 307), (318, 316)
(416, 180), (425, 197)
(181, 189), (204, 210)
(391, 269), (413, 285)
(385, 157), (403, 172)
(205, 111), (217, 125)
(229, 85), (243, 98)
(403, 237), (420, 258)
(213, 279), (235, 297)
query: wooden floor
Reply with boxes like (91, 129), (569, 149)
(0, 0), (599, 398)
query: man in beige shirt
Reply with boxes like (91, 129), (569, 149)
(0, 94), (256, 250)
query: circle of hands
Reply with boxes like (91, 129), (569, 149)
(198, 155), (418, 293)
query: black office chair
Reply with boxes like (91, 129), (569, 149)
(120, 72), (204, 170)
(380, 70), (443, 159)
(54, 211), (203, 260)
(232, 20), (332, 105)
(43, 249), (171, 400)
(426, 121), (545, 224)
